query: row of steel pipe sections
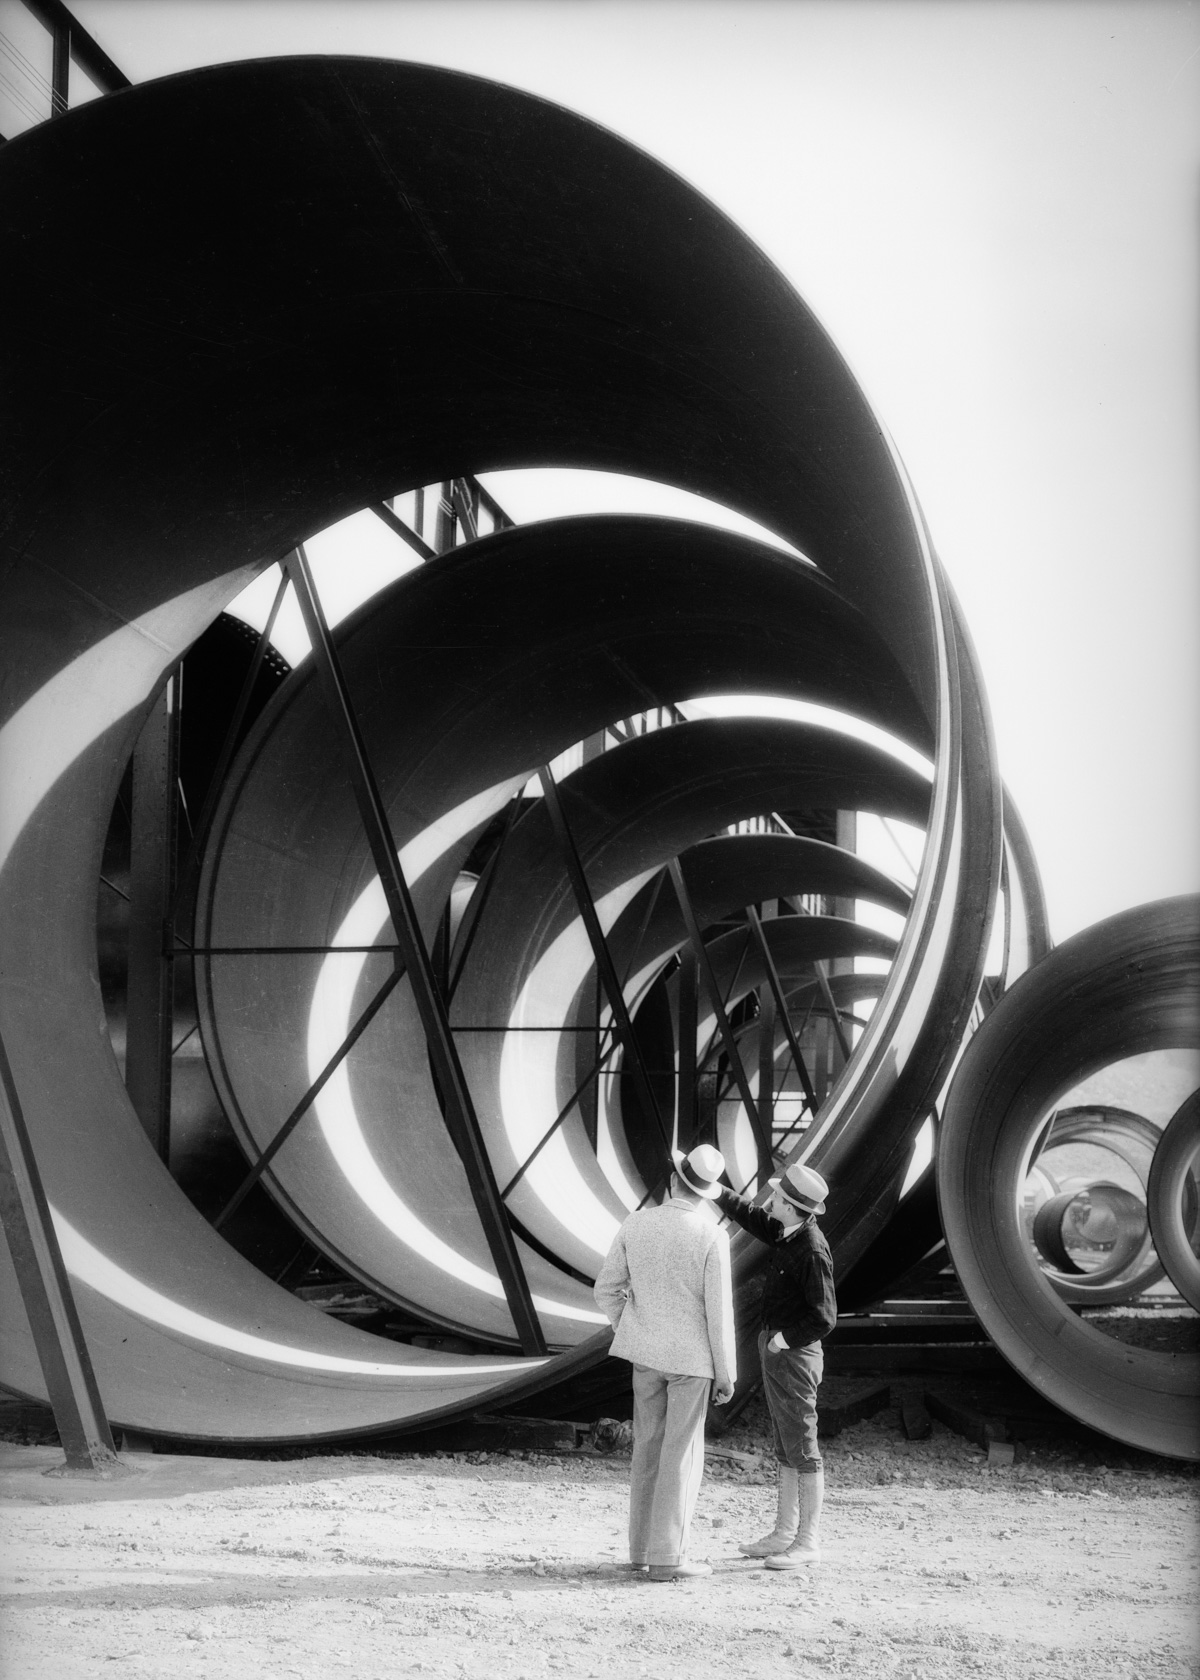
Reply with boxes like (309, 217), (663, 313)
(8, 55), (1186, 1453)
(193, 522), (927, 1342)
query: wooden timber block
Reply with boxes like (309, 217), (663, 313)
(987, 1440), (1016, 1466)
(900, 1396), (933, 1440)
(924, 1390), (1010, 1451)
(824, 1344), (1007, 1373)
(817, 1381), (890, 1438)
(471, 1413), (583, 1453)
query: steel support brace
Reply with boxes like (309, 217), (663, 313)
(676, 944), (698, 1151)
(50, 17), (69, 116)
(371, 501), (435, 561)
(666, 859), (774, 1177)
(214, 964), (405, 1230)
(283, 546), (547, 1356)
(744, 904), (819, 1116)
(538, 762), (669, 1150)
(757, 982), (776, 1134)
(0, 1032), (117, 1470)
(501, 1031), (621, 1200)
(125, 675), (179, 1161)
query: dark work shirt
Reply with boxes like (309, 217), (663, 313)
(715, 1188), (837, 1349)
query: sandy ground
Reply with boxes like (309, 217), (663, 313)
(1, 1402), (1197, 1680)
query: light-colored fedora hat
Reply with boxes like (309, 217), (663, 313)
(671, 1143), (726, 1200)
(769, 1161), (828, 1215)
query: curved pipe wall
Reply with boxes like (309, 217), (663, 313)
(939, 897), (1200, 1460)
(0, 59), (999, 1438)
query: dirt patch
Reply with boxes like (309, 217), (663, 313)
(1, 1393), (1197, 1680)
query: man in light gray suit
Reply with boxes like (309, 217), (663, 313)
(594, 1143), (737, 1581)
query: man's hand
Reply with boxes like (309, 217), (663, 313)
(768, 1331), (788, 1353)
(713, 1381), (734, 1405)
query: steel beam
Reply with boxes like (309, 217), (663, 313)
(667, 859), (774, 1178)
(24, 0), (130, 94)
(371, 501), (435, 561)
(676, 945), (698, 1151)
(214, 963), (406, 1231)
(50, 16), (68, 117)
(0, 1031), (117, 1470)
(539, 761), (669, 1150)
(745, 904), (819, 1115)
(501, 1032), (620, 1200)
(282, 545), (546, 1357)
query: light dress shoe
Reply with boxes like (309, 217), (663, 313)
(646, 1561), (713, 1581)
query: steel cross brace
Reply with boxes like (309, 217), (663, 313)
(0, 1030), (118, 1470)
(539, 762), (669, 1153)
(744, 904), (820, 1117)
(213, 963), (406, 1231)
(283, 545), (547, 1357)
(666, 859), (774, 1177)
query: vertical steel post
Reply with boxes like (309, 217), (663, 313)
(825, 808), (858, 1069)
(283, 546), (546, 1357)
(676, 944), (698, 1152)
(539, 763), (669, 1150)
(575, 731), (606, 1151)
(756, 987), (776, 1138)
(49, 18), (69, 115)
(756, 900), (777, 1139)
(434, 482), (456, 553)
(744, 903), (819, 1116)
(0, 1031), (117, 1470)
(125, 675), (179, 1161)
(666, 860), (773, 1178)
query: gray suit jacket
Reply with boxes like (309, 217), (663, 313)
(594, 1198), (736, 1389)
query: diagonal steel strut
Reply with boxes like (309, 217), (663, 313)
(0, 1030), (118, 1470)
(539, 762), (669, 1152)
(744, 904), (819, 1117)
(213, 963), (406, 1232)
(283, 545), (546, 1357)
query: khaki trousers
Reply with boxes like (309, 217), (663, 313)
(628, 1364), (711, 1566)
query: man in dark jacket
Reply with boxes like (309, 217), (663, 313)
(714, 1161), (835, 1568)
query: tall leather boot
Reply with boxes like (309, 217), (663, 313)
(764, 1466), (823, 1568)
(738, 1465), (799, 1557)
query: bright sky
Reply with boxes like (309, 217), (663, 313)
(46, 2), (1200, 940)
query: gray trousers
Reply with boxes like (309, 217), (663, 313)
(628, 1364), (711, 1566)
(759, 1328), (823, 1471)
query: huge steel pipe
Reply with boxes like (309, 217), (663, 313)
(1, 59), (1000, 1438)
(939, 897), (1200, 1460)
